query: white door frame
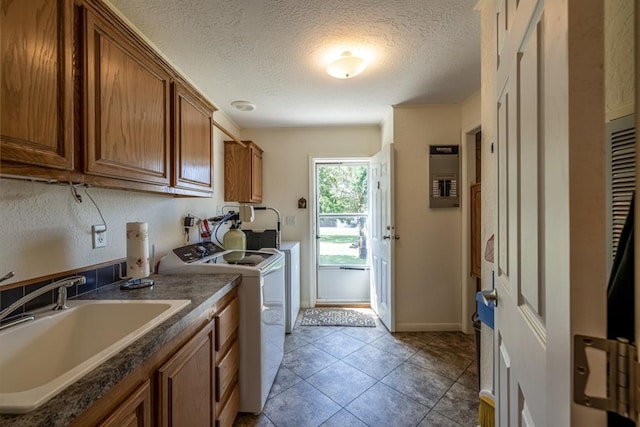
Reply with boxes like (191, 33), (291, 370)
(307, 155), (371, 308)
(460, 126), (481, 335)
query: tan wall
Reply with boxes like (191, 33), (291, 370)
(605, 0), (635, 121)
(240, 126), (381, 307)
(381, 108), (394, 145)
(392, 104), (463, 331)
(461, 91), (481, 133)
(0, 113), (237, 285)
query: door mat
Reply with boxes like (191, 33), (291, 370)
(299, 308), (376, 327)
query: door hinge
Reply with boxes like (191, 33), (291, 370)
(574, 335), (640, 421)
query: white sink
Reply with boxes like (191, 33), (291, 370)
(0, 299), (190, 414)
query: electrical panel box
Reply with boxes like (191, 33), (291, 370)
(429, 145), (460, 208)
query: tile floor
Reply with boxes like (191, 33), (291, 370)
(234, 310), (479, 427)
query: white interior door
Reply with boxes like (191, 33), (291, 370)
(494, 3), (546, 423)
(491, 0), (606, 425)
(370, 144), (395, 331)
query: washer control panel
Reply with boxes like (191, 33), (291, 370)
(172, 242), (225, 263)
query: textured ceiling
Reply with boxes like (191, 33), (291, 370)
(107, 0), (481, 129)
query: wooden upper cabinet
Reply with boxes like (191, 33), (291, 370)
(0, 0), (74, 170)
(251, 147), (263, 202)
(224, 141), (263, 203)
(172, 83), (215, 193)
(82, 6), (171, 185)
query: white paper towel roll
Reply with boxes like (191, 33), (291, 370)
(126, 222), (150, 279)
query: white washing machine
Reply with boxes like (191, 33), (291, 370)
(158, 242), (285, 414)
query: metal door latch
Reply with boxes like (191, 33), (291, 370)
(574, 335), (640, 421)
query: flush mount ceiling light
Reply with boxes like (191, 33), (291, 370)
(326, 51), (367, 79)
(230, 100), (256, 112)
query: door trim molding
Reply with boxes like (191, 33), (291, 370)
(307, 155), (371, 308)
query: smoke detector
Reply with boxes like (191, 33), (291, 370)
(230, 100), (256, 112)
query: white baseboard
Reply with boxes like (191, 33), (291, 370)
(395, 322), (462, 332)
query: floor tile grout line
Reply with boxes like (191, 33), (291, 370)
(301, 372), (379, 416)
(264, 325), (477, 427)
(426, 365), (477, 427)
(402, 357), (470, 384)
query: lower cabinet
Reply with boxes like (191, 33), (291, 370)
(158, 321), (215, 426)
(214, 297), (240, 427)
(98, 380), (151, 427)
(72, 290), (239, 427)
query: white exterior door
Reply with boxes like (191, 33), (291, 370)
(490, 0), (606, 425)
(370, 143), (395, 331)
(313, 160), (371, 304)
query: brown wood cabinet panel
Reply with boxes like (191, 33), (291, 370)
(215, 297), (239, 352)
(172, 82), (214, 193)
(216, 384), (239, 427)
(98, 380), (151, 427)
(0, 0), (74, 170)
(216, 341), (239, 402)
(83, 6), (170, 185)
(470, 183), (482, 278)
(251, 147), (263, 201)
(158, 321), (215, 427)
(224, 141), (263, 203)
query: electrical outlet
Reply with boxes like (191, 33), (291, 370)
(92, 225), (107, 248)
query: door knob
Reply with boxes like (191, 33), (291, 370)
(481, 288), (498, 307)
(383, 235), (390, 239)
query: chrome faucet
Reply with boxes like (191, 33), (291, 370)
(0, 276), (86, 326)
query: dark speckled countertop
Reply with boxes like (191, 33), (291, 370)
(0, 272), (240, 427)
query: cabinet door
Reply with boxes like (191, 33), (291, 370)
(214, 297), (238, 352)
(172, 83), (214, 193)
(250, 146), (263, 202)
(216, 385), (239, 427)
(83, 7), (170, 185)
(224, 141), (263, 203)
(158, 321), (215, 427)
(0, 0), (74, 170)
(224, 141), (250, 202)
(216, 341), (239, 402)
(98, 380), (151, 427)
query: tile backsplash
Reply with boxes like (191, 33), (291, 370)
(0, 261), (126, 321)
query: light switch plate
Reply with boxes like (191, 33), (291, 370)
(285, 215), (296, 226)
